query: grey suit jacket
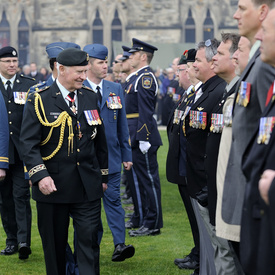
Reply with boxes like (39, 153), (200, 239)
(222, 48), (275, 227)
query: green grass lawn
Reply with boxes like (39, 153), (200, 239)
(0, 130), (193, 275)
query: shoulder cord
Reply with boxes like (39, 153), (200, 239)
(34, 93), (74, 160)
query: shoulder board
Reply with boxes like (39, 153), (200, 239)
(82, 85), (96, 93)
(37, 86), (50, 93)
(19, 74), (36, 81)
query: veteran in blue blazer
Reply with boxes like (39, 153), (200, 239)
(83, 43), (135, 262)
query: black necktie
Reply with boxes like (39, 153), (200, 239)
(6, 80), (12, 95)
(96, 86), (102, 104)
(68, 92), (75, 107)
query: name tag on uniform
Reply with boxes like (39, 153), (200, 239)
(84, 110), (102, 125)
(13, 91), (27, 104)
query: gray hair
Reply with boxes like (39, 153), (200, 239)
(196, 38), (220, 62)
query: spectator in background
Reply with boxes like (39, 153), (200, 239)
(39, 66), (50, 81)
(28, 62), (44, 82)
(22, 64), (30, 76)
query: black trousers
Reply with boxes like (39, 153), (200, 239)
(178, 180), (200, 261)
(132, 145), (163, 229)
(36, 199), (101, 275)
(0, 157), (31, 246)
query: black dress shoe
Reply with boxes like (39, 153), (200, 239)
(0, 245), (18, 255)
(129, 226), (160, 237)
(177, 258), (199, 270)
(174, 255), (191, 266)
(112, 243), (135, 262)
(18, 243), (31, 260)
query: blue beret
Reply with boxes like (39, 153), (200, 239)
(57, 48), (89, 67)
(129, 38), (158, 54)
(83, 44), (108, 60)
(119, 46), (132, 61)
(0, 46), (18, 58)
(46, 42), (81, 59)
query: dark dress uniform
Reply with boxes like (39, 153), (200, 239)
(205, 80), (238, 226)
(0, 91), (9, 169)
(241, 89), (275, 275)
(166, 85), (200, 263)
(125, 65), (163, 231)
(0, 71), (36, 252)
(20, 79), (108, 275)
(185, 75), (226, 198)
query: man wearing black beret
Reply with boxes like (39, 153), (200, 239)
(20, 48), (109, 275)
(0, 46), (36, 260)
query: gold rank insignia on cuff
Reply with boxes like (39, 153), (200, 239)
(101, 169), (108, 175)
(28, 164), (47, 178)
(0, 157), (9, 163)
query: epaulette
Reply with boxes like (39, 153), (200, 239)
(37, 86), (50, 93)
(19, 74), (36, 81)
(82, 85), (96, 93)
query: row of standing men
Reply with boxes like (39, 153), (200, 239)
(165, 0), (275, 274)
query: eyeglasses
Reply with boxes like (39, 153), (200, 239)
(0, 59), (18, 64)
(205, 39), (215, 56)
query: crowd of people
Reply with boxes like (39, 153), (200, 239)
(1, 0), (275, 274)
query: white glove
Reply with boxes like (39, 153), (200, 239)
(139, 141), (151, 154)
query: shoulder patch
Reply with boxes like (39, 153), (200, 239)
(82, 85), (96, 93)
(37, 86), (50, 93)
(142, 76), (153, 89)
(20, 74), (36, 81)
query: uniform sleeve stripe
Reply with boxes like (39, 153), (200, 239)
(0, 157), (9, 163)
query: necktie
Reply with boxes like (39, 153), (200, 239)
(222, 88), (227, 98)
(96, 86), (102, 104)
(68, 92), (77, 114)
(6, 80), (12, 95)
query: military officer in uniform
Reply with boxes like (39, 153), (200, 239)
(0, 46), (36, 259)
(125, 38), (163, 237)
(20, 48), (108, 275)
(28, 42), (81, 94)
(166, 51), (200, 272)
(0, 91), (9, 179)
(83, 43), (135, 261)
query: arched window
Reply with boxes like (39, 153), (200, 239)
(185, 9), (195, 43)
(92, 9), (103, 44)
(111, 9), (122, 42)
(0, 11), (10, 48)
(18, 11), (29, 67)
(203, 9), (214, 40)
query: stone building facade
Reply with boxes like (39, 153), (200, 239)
(0, 0), (238, 68)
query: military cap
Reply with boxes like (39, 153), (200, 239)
(178, 55), (187, 65)
(0, 46), (18, 59)
(129, 38), (158, 54)
(83, 44), (108, 60)
(184, 49), (197, 63)
(119, 46), (132, 61)
(46, 42), (80, 59)
(57, 48), (89, 66)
